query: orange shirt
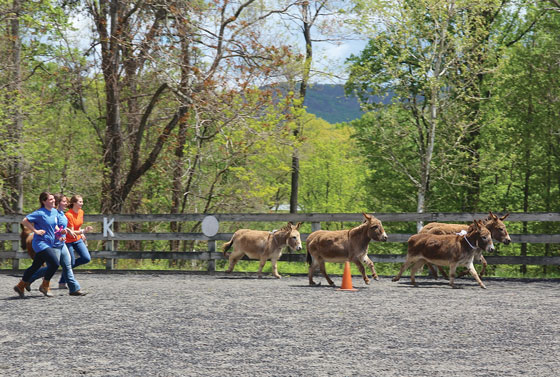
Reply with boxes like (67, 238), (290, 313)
(65, 208), (84, 243)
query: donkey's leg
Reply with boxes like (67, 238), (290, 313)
(437, 265), (449, 280)
(270, 255), (281, 279)
(225, 249), (245, 273)
(308, 258), (319, 285)
(458, 253), (486, 278)
(257, 258), (267, 279)
(426, 263), (438, 279)
(392, 258), (414, 282)
(319, 261), (335, 287)
(467, 261), (487, 289)
(448, 263), (458, 288)
(479, 255), (488, 277)
(457, 267), (470, 278)
(409, 260), (425, 287)
(353, 260), (370, 285)
(363, 255), (378, 281)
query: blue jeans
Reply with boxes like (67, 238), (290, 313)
(59, 245), (81, 293)
(23, 247), (60, 282)
(59, 239), (91, 284)
(31, 245), (81, 293)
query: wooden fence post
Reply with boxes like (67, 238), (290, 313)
(311, 221), (321, 233)
(105, 240), (114, 270)
(103, 216), (115, 270)
(11, 222), (19, 270)
(207, 240), (216, 272)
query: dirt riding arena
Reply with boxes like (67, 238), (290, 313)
(1, 271), (559, 376)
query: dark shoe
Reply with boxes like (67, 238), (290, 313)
(39, 284), (54, 297)
(58, 283), (67, 289)
(25, 282), (31, 292)
(69, 290), (88, 296)
(13, 285), (25, 298)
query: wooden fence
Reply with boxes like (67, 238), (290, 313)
(1, 212), (559, 271)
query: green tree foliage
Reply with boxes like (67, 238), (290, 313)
(345, 0), (560, 275)
(346, 0), (511, 221)
(345, 0), (546, 213)
(0, 0), (93, 213)
(479, 7), (560, 274)
(299, 117), (368, 214)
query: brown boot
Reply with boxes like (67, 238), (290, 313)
(39, 280), (54, 297)
(13, 280), (27, 298)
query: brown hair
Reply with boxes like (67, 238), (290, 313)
(53, 193), (67, 207)
(69, 195), (83, 209)
(38, 191), (52, 208)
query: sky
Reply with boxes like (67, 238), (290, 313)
(314, 39), (368, 83)
(67, 5), (369, 86)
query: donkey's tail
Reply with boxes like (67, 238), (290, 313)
(222, 234), (235, 256)
(20, 224), (31, 251)
(306, 250), (312, 265)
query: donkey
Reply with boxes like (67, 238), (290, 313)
(393, 220), (495, 289)
(223, 222), (303, 279)
(306, 213), (388, 287)
(420, 211), (510, 278)
(20, 225), (35, 259)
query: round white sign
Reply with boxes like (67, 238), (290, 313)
(201, 215), (219, 237)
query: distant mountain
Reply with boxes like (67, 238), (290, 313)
(302, 84), (364, 124)
(302, 84), (392, 124)
(268, 83), (389, 124)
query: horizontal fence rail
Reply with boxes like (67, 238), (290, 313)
(1, 212), (560, 271)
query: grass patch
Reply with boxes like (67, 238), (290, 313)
(2, 258), (559, 278)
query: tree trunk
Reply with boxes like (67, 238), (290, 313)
(290, 1), (313, 214)
(170, 27), (192, 255)
(290, 153), (299, 213)
(97, 0), (123, 214)
(4, 0), (24, 215)
(520, 79), (535, 274)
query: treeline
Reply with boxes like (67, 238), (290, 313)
(1, 1), (559, 275)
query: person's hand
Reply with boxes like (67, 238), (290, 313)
(85, 226), (93, 232)
(35, 229), (45, 236)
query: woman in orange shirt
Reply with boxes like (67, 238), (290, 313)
(59, 195), (93, 289)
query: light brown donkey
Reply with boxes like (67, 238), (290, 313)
(393, 220), (495, 289)
(420, 211), (510, 278)
(306, 213), (388, 287)
(223, 222), (303, 278)
(20, 225), (35, 259)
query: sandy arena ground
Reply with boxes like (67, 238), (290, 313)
(1, 271), (559, 376)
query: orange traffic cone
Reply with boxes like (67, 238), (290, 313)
(337, 261), (358, 291)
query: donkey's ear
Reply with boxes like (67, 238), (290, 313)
(295, 222), (302, 230)
(287, 221), (294, 227)
(362, 212), (372, 220)
(500, 213), (510, 221)
(489, 211), (497, 220)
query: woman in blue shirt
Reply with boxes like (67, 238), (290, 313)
(14, 192), (61, 298)
(25, 193), (87, 296)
